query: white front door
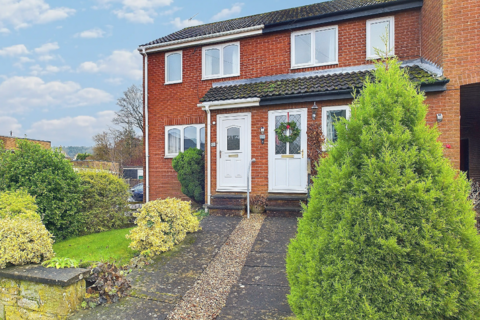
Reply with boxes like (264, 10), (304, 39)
(217, 113), (251, 191)
(268, 109), (308, 193)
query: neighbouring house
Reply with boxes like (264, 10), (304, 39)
(138, 0), (480, 215)
(0, 136), (51, 151)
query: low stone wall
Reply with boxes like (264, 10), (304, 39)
(0, 265), (89, 319)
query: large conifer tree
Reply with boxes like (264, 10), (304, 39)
(287, 58), (480, 319)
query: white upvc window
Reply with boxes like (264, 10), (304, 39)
(366, 16), (395, 59)
(165, 51), (182, 84)
(165, 124), (205, 158)
(202, 42), (240, 79)
(322, 106), (351, 147)
(291, 26), (338, 69)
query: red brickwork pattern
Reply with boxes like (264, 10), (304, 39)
(421, 0), (443, 67)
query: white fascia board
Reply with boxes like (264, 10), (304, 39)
(198, 98), (260, 110)
(139, 25), (264, 53)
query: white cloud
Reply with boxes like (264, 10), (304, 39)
(78, 49), (142, 80)
(30, 64), (71, 76)
(0, 116), (22, 136)
(75, 28), (105, 38)
(0, 28), (10, 34)
(170, 17), (203, 29)
(26, 111), (116, 145)
(96, 0), (173, 23)
(0, 44), (29, 56)
(0, 0), (75, 29)
(13, 56), (34, 68)
(34, 42), (59, 54)
(38, 54), (55, 61)
(211, 3), (244, 21)
(0, 76), (113, 114)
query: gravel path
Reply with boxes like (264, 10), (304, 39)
(167, 214), (265, 320)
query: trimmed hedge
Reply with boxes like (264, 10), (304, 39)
(0, 140), (83, 240)
(287, 58), (480, 319)
(172, 148), (205, 203)
(78, 171), (131, 235)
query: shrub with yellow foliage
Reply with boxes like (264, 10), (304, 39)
(127, 198), (200, 256)
(0, 190), (54, 269)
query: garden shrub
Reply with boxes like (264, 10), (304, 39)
(79, 171), (130, 235)
(127, 198), (200, 256)
(0, 190), (54, 269)
(0, 189), (38, 220)
(0, 140), (83, 240)
(287, 58), (480, 319)
(172, 148), (205, 203)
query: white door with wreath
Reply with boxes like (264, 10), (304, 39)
(268, 108), (308, 193)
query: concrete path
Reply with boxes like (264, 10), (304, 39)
(70, 216), (298, 320)
(217, 217), (297, 319)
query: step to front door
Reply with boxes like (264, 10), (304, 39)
(208, 194), (246, 216)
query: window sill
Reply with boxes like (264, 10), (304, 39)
(291, 62), (338, 70)
(366, 53), (395, 61)
(165, 81), (182, 85)
(202, 73), (240, 81)
(165, 155), (178, 159)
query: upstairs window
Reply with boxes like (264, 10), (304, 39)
(291, 26), (338, 69)
(367, 16), (394, 59)
(203, 42), (240, 79)
(165, 51), (182, 84)
(165, 124), (205, 158)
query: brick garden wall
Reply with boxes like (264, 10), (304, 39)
(146, 9), (422, 201)
(0, 137), (51, 151)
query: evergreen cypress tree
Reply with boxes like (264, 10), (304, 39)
(286, 58), (480, 319)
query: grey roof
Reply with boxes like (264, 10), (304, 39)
(200, 66), (448, 102)
(141, 0), (403, 47)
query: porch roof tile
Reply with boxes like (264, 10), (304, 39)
(200, 65), (447, 102)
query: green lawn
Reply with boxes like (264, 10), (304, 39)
(53, 228), (137, 265)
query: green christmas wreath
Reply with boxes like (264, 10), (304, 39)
(275, 121), (301, 143)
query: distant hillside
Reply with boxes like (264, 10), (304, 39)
(58, 146), (94, 158)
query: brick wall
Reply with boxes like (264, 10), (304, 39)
(421, 0), (443, 66)
(146, 9), (422, 200)
(0, 136), (51, 151)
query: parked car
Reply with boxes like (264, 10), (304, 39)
(131, 183), (143, 202)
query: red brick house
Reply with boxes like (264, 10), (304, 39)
(138, 0), (480, 215)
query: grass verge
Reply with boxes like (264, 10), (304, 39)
(53, 228), (136, 266)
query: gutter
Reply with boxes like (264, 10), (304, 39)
(141, 47), (150, 203)
(138, 25), (264, 53)
(198, 98), (260, 110)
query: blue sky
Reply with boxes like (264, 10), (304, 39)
(0, 0), (321, 146)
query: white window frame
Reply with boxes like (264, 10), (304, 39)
(366, 16), (395, 60)
(291, 26), (338, 69)
(165, 124), (205, 158)
(202, 42), (240, 80)
(322, 106), (351, 150)
(165, 50), (183, 84)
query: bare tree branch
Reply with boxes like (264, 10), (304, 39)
(113, 84), (144, 134)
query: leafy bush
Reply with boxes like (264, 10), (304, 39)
(0, 189), (38, 220)
(172, 148), (205, 203)
(84, 263), (131, 307)
(0, 140), (83, 240)
(78, 171), (130, 235)
(127, 198), (200, 256)
(0, 190), (54, 269)
(287, 58), (480, 319)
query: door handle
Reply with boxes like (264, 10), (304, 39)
(220, 150), (222, 158)
(302, 149), (304, 158)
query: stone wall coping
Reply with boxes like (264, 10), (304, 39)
(0, 264), (90, 287)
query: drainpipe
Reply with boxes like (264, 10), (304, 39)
(142, 47), (150, 203)
(205, 104), (212, 210)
